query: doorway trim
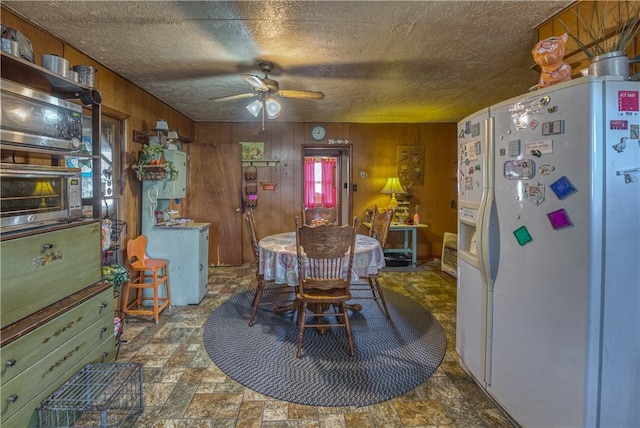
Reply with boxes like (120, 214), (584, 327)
(302, 144), (352, 225)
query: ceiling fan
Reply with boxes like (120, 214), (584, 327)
(208, 61), (325, 103)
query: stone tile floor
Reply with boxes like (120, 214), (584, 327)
(117, 262), (514, 427)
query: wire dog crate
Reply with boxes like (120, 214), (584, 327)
(38, 363), (143, 428)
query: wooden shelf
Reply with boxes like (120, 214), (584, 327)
(1, 51), (91, 99)
(241, 160), (280, 167)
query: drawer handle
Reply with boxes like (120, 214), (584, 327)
(100, 303), (108, 309)
(5, 359), (16, 367)
(101, 352), (109, 357)
(6, 395), (18, 404)
(42, 243), (54, 250)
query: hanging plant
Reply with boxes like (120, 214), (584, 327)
(138, 144), (163, 165)
(167, 161), (179, 181)
(132, 144), (180, 181)
(102, 264), (130, 293)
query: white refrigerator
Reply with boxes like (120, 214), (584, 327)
(457, 76), (640, 428)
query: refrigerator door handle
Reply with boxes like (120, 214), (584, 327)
(477, 116), (497, 288)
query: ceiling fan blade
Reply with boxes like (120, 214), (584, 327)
(208, 93), (258, 102)
(277, 89), (325, 100)
(241, 73), (269, 91)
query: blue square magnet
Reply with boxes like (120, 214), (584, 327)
(550, 176), (577, 200)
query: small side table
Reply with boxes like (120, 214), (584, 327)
(364, 222), (428, 267)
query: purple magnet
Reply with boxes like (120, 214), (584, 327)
(547, 208), (573, 230)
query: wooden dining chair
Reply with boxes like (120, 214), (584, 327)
(295, 215), (358, 357)
(121, 235), (171, 323)
(351, 206), (393, 318)
(302, 205), (339, 226)
(244, 210), (292, 326)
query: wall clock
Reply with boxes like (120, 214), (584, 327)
(310, 124), (327, 141)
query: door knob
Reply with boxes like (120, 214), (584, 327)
(235, 208), (241, 213)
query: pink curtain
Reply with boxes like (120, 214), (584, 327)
(304, 157), (316, 208)
(321, 157), (337, 207)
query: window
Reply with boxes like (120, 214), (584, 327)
(66, 113), (123, 220)
(304, 156), (337, 208)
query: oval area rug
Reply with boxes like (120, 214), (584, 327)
(203, 288), (446, 407)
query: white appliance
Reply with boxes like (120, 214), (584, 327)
(456, 76), (640, 427)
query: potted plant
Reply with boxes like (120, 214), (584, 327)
(559, 1), (640, 77)
(133, 144), (171, 180)
(102, 264), (130, 295)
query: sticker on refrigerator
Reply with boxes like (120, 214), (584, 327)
(460, 140), (480, 162)
(618, 90), (639, 112)
(508, 140), (521, 157)
(513, 225), (533, 246)
(504, 159), (535, 180)
(610, 120), (628, 130)
(526, 140), (553, 156)
(550, 176), (577, 200)
(464, 176), (474, 190)
(471, 122), (480, 137)
(538, 164), (555, 175)
(547, 208), (573, 230)
(523, 182), (545, 205)
(542, 120), (564, 136)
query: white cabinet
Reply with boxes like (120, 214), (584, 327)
(156, 150), (187, 199)
(145, 223), (209, 305)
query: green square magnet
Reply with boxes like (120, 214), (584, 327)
(513, 225), (533, 246)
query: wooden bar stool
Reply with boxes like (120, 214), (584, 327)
(122, 235), (171, 323)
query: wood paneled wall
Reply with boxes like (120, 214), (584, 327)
(535, 0), (640, 78)
(1, 8), (194, 244)
(3, 8), (458, 263)
(192, 122), (457, 263)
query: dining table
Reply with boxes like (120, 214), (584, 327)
(258, 232), (386, 287)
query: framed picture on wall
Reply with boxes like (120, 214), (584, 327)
(240, 142), (264, 160)
(397, 145), (424, 188)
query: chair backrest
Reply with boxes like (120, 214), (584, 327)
(244, 210), (260, 263)
(126, 235), (148, 264)
(302, 205), (339, 226)
(369, 207), (393, 248)
(295, 216), (357, 293)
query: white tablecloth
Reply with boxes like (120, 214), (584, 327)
(258, 232), (386, 286)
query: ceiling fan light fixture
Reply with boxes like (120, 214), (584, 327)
(246, 99), (263, 117)
(265, 98), (281, 119)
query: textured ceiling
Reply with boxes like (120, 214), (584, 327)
(3, 1), (572, 124)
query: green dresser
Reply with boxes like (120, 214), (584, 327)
(0, 284), (115, 427)
(1, 222), (102, 328)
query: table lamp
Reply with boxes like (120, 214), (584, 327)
(32, 179), (56, 208)
(380, 177), (406, 209)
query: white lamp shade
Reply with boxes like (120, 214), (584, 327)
(265, 98), (281, 119)
(246, 99), (263, 117)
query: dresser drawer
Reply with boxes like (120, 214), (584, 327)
(1, 314), (114, 421)
(1, 288), (113, 384)
(1, 222), (102, 328)
(1, 336), (115, 428)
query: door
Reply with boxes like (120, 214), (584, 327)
(487, 80), (597, 427)
(188, 143), (242, 265)
(456, 109), (490, 385)
(302, 145), (351, 224)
